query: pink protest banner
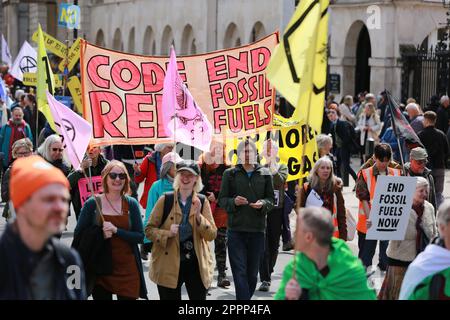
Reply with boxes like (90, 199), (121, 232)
(77, 176), (103, 206)
(80, 33), (278, 146)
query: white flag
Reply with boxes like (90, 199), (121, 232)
(46, 91), (92, 171)
(1, 34), (12, 68)
(10, 41), (37, 81)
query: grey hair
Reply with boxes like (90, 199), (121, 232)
(365, 93), (375, 101)
(300, 207), (334, 247)
(172, 172), (204, 194)
(316, 134), (333, 152)
(308, 156), (335, 192)
(416, 176), (429, 193)
(406, 103), (419, 112)
(437, 200), (450, 226)
(37, 134), (64, 162)
(440, 95), (449, 104)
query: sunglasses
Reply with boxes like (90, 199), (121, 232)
(52, 148), (64, 152)
(108, 172), (127, 180)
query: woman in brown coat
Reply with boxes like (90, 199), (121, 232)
(145, 160), (217, 300)
(298, 156), (347, 240)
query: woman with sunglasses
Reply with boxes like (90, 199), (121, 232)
(75, 160), (147, 300)
(37, 134), (71, 176)
(1, 138), (33, 222)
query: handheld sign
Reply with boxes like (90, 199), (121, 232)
(366, 176), (417, 240)
(78, 176), (103, 206)
(58, 3), (81, 30)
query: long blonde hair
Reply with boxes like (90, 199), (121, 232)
(308, 156), (336, 192)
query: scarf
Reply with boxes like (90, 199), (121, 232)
(8, 119), (26, 163)
(413, 202), (425, 255)
(275, 238), (376, 300)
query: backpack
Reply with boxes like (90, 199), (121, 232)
(158, 192), (206, 227)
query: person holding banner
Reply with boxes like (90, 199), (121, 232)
(298, 156), (347, 241)
(274, 207), (375, 300)
(145, 160), (216, 300)
(68, 145), (109, 221)
(399, 200), (450, 300)
(1, 138), (33, 222)
(218, 139), (275, 300)
(378, 177), (438, 300)
(75, 160), (147, 300)
(37, 134), (71, 177)
(199, 140), (231, 288)
(134, 143), (174, 210)
(356, 143), (402, 271)
(142, 151), (182, 260)
(258, 139), (289, 292)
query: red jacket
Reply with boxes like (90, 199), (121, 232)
(135, 153), (158, 209)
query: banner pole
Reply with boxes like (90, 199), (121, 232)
(291, 5), (323, 284)
(386, 90), (406, 176)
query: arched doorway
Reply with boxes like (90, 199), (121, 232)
(355, 25), (371, 95)
(95, 29), (105, 47)
(161, 26), (174, 55)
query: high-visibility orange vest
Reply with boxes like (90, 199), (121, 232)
(357, 166), (401, 234)
(304, 183), (340, 238)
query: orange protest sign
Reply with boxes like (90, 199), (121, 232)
(80, 33), (278, 146)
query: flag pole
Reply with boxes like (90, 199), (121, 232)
(292, 10), (322, 283)
(386, 90), (406, 176)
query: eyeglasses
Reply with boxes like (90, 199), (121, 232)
(415, 159), (428, 165)
(52, 148), (64, 152)
(108, 172), (127, 180)
(16, 151), (31, 157)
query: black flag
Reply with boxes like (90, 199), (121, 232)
(385, 91), (423, 148)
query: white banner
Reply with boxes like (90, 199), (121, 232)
(366, 176), (417, 241)
(10, 41), (37, 81)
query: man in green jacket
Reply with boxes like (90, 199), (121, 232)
(218, 139), (274, 300)
(275, 207), (376, 300)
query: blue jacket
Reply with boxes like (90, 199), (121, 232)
(0, 121), (33, 168)
(143, 177), (174, 243)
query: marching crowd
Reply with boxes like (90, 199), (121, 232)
(0, 68), (450, 300)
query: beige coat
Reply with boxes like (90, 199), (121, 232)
(145, 191), (217, 289)
(387, 201), (437, 262)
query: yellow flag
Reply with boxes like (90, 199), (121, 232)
(266, 0), (329, 132)
(37, 24), (57, 131)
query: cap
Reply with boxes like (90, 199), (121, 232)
(176, 160), (200, 176)
(162, 152), (182, 166)
(410, 147), (428, 161)
(10, 155), (70, 209)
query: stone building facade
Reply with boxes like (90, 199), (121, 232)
(1, 0), (449, 101)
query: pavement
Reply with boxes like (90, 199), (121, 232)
(1, 156), (449, 300)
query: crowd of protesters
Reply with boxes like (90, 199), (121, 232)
(1, 61), (450, 301)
